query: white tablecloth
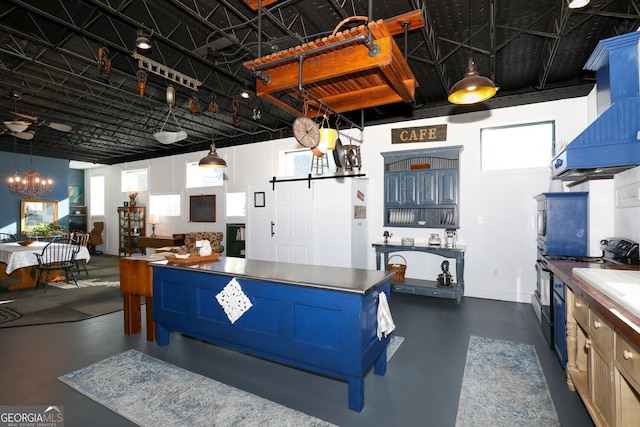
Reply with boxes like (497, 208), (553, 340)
(0, 242), (91, 274)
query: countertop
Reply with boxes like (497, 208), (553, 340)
(548, 260), (640, 347)
(151, 256), (395, 295)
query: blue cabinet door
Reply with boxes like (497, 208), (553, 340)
(385, 172), (417, 205)
(417, 170), (437, 205)
(438, 169), (457, 204)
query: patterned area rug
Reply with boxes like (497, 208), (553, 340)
(0, 306), (21, 324)
(455, 336), (560, 427)
(59, 350), (338, 427)
(59, 338), (405, 426)
(50, 278), (120, 289)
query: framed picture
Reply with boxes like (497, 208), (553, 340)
(123, 201), (129, 207)
(254, 192), (265, 208)
(189, 195), (216, 222)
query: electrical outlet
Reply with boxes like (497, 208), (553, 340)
(616, 182), (640, 207)
(492, 269), (499, 277)
(477, 216), (483, 224)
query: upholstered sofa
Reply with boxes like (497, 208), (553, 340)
(180, 231), (224, 254)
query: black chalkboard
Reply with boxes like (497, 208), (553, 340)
(189, 195), (216, 222)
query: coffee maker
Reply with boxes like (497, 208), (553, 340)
(445, 229), (456, 249)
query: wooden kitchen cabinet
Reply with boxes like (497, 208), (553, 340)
(566, 285), (640, 426)
(614, 332), (640, 426)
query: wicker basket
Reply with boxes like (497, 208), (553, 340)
(387, 255), (407, 282)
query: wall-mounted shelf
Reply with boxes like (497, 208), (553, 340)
(69, 205), (87, 233)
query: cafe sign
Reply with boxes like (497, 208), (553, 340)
(391, 124), (447, 144)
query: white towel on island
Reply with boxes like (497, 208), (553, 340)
(377, 291), (396, 340)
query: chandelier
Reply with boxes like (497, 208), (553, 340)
(7, 141), (54, 199)
(8, 170), (54, 199)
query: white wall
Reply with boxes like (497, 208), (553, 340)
(613, 167), (640, 243)
(85, 88), (637, 303)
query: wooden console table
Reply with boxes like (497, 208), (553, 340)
(372, 243), (465, 303)
(136, 235), (184, 249)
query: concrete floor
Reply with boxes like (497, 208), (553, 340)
(0, 257), (593, 426)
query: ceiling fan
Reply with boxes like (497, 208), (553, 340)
(9, 111), (72, 133)
(3, 90), (73, 138)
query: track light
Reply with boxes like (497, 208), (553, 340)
(135, 29), (152, 50)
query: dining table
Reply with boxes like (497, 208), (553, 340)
(0, 241), (91, 290)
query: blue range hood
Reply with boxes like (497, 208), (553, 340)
(552, 31), (640, 180)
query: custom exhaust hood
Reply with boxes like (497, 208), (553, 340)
(552, 31), (640, 180)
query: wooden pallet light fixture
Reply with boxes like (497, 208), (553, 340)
(243, 10), (425, 118)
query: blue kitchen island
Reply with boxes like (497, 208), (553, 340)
(151, 257), (394, 412)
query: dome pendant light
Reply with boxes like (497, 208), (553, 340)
(135, 29), (152, 50)
(448, 58), (497, 105)
(199, 143), (227, 168)
(448, 0), (497, 105)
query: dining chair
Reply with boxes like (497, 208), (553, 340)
(88, 221), (104, 254)
(34, 236), (81, 292)
(72, 232), (90, 276)
(0, 233), (17, 243)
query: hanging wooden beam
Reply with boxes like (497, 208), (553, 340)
(241, 0), (280, 11)
(243, 11), (425, 118)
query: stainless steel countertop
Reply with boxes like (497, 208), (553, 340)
(152, 257), (394, 295)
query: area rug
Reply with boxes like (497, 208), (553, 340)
(455, 336), (560, 427)
(387, 334), (404, 361)
(50, 278), (120, 289)
(0, 306), (22, 324)
(59, 349), (338, 427)
(0, 279), (123, 328)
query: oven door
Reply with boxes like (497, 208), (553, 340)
(537, 209), (546, 237)
(535, 257), (554, 348)
(535, 258), (552, 306)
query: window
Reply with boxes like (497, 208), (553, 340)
(121, 168), (148, 192)
(186, 162), (223, 188)
(281, 148), (337, 176)
(226, 192), (246, 217)
(480, 121), (555, 171)
(149, 194), (181, 216)
(90, 175), (105, 216)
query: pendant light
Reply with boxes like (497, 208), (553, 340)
(448, 0), (497, 105)
(153, 85), (187, 144)
(567, 0), (590, 9)
(198, 143), (227, 168)
(448, 58), (497, 104)
(135, 29), (152, 50)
